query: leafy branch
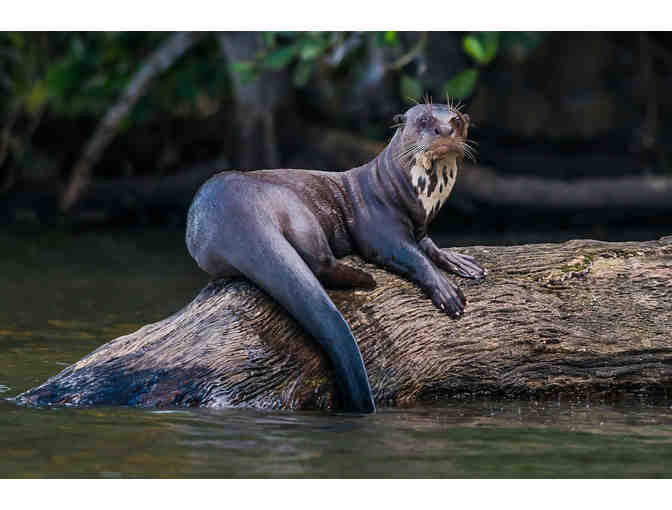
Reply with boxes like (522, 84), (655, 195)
(443, 32), (545, 100)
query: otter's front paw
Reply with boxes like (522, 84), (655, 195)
(428, 277), (466, 318)
(439, 250), (487, 280)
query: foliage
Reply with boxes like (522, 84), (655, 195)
(2, 33), (229, 117)
(230, 32), (396, 88)
(0, 31), (545, 132)
(0, 31), (547, 191)
(443, 32), (545, 100)
(0, 32), (228, 181)
(227, 31), (545, 104)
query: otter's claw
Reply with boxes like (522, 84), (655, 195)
(429, 276), (466, 318)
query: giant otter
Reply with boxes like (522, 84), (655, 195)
(185, 102), (486, 413)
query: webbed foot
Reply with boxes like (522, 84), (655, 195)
(419, 237), (486, 281)
(438, 249), (487, 280)
(428, 275), (467, 318)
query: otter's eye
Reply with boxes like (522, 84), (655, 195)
(418, 116), (431, 129)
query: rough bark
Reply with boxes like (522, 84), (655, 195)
(17, 236), (672, 410)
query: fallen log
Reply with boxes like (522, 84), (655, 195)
(457, 165), (672, 212)
(17, 236), (672, 410)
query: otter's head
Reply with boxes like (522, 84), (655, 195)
(393, 102), (474, 222)
(394, 102), (472, 166)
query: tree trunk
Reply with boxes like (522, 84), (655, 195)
(17, 236), (672, 410)
(217, 32), (289, 170)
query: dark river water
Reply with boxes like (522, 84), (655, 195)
(1, 227), (671, 478)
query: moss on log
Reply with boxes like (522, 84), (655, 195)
(17, 236), (672, 410)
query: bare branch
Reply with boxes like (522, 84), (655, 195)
(61, 31), (205, 212)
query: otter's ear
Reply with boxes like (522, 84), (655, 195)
(462, 113), (471, 127)
(392, 113), (405, 125)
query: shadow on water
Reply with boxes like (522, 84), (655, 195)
(1, 226), (671, 477)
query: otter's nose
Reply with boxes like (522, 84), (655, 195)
(434, 124), (455, 137)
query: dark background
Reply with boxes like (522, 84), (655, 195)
(2, 31), (671, 244)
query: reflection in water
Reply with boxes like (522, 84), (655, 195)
(1, 228), (671, 477)
(1, 400), (672, 477)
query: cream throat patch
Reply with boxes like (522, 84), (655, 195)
(408, 153), (458, 221)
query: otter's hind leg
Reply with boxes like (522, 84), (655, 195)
(318, 261), (376, 290)
(284, 220), (376, 290)
(220, 229), (375, 413)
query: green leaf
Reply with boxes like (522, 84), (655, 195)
(443, 68), (479, 99)
(230, 60), (254, 74)
(262, 32), (276, 48)
(25, 80), (48, 114)
(480, 32), (499, 64)
(44, 58), (78, 100)
(230, 59), (257, 84)
(462, 36), (486, 64)
(400, 74), (422, 104)
(463, 32), (499, 66)
(374, 31), (399, 47)
(296, 33), (330, 61)
(384, 31), (398, 46)
(8, 32), (24, 48)
(263, 44), (299, 70)
(299, 41), (325, 61)
(293, 59), (313, 87)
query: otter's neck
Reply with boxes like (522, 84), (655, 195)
(342, 130), (440, 233)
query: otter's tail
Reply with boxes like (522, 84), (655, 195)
(221, 229), (375, 413)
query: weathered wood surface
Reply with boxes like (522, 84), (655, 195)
(18, 236), (672, 410)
